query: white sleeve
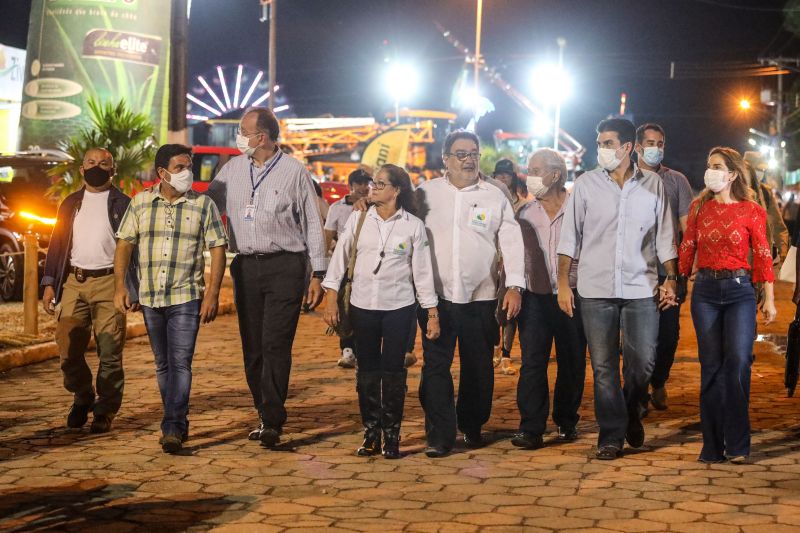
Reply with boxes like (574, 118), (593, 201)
(410, 219), (438, 309)
(496, 196), (526, 288)
(322, 211), (358, 291)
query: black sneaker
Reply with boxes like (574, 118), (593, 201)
(625, 417), (645, 449)
(463, 432), (484, 449)
(66, 403), (92, 429)
(556, 426), (579, 442)
(259, 427), (280, 448)
(595, 445), (621, 460)
(248, 422), (264, 441)
(510, 432), (544, 449)
(161, 434), (182, 454)
(89, 414), (113, 434)
(424, 446), (450, 458)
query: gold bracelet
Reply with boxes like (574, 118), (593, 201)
(428, 313), (439, 319)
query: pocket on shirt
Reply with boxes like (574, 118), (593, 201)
(389, 236), (411, 257)
(262, 189), (291, 214)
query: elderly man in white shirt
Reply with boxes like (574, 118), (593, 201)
(416, 130), (526, 457)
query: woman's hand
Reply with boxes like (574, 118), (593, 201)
(322, 290), (340, 328)
(762, 297), (777, 325)
(426, 309), (440, 340)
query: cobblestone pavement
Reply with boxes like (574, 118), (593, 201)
(1, 282), (800, 532)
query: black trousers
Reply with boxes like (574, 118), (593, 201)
(418, 299), (497, 449)
(516, 291), (586, 435)
(651, 302), (681, 389)
(351, 304), (416, 372)
(230, 252), (306, 430)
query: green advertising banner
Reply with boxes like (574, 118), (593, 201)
(19, 0), (171, 150)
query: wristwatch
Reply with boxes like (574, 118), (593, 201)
(664, 275), (678, 281)
(508, 286), (524, 294)
(312, 270), (326, 280)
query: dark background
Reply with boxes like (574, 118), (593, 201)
(3, 0), (797, 184)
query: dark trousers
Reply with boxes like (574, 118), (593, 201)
(231, 252), (306, 430)
(517, 291), (586, 435)
(418, 299), (497, 449)
(142, 300), (201, 437)
(339, 335), (355, 351)
(580, 296), (658, 448)
(651, 275), (681, 389)
(351, 304), (416, 372)
(690, 274), (757, 461)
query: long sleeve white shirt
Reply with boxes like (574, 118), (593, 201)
(417, 177), (525, 304)
(322, 207), (438, 311)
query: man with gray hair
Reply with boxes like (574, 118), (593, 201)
(511, 148), (586, 450)
(207, 106), (327, 449)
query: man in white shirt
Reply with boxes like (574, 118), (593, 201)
(416, 130), (526, 457)
(324, 168), (371, 369)
(41, 148), (139, 434)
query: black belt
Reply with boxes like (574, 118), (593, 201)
(71, 266), (114, 282)
(239, 251), (302, 260)
(697, 268), (749, 280)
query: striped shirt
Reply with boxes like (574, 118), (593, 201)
(206, 151), (327, 271)
(116, 185), (228, 308)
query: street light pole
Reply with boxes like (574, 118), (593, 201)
(474, 0), (483, 96)
(553, 37), (566, 151)
(268, 0), (277, 109)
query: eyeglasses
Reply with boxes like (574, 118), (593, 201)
(237, 128), (262, 137)
(446, 151), (481, 161)
(368, 180), (390, 190)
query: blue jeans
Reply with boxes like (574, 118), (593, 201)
(690, 274), (756, 461)
(580, 296), (658, 448)
(142, 300), (201, 437)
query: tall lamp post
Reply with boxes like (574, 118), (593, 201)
(553, 37), (566, 150)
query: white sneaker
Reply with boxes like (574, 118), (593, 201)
(499, 358), (517, 375)
(337, 348), (356, 368)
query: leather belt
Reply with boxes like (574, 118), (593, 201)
(71, 266), (114, 282)
(239, 251), (302, 260)
(697, 268), (749, 280)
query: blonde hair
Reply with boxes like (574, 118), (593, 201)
(693, 146), (754, 215)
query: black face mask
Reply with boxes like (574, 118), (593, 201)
(83, 166), (111, 187)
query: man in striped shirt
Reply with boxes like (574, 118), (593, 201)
(207, 107), (327, 448)
(115, 144), (228, 454)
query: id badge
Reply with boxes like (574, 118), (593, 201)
(244, 204), (255, 221)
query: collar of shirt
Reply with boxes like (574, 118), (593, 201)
(152, 184), (191, 205)
(367, 206), (407, 223)
(248, 147), (280, 169)
(601, 163), (644, 183)
(444, 175), (489, 192)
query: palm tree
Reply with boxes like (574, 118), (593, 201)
(47, 98), (157, 199)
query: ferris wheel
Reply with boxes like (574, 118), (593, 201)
(186, 63), (290, 122)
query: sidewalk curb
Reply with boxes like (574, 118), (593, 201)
(0, 302), (236, 373)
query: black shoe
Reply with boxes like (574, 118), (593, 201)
(596, 445), (621, 460)
(161, 434), (182, 454)
(626, 417), (645, 448)
(181, 431), (189, 443)
(66, 403), (92, 429)
(463, 432), (484, 449)
(259, 427), (280, 448)
(380, 370), (407, 461)
(89, 414), (113, 434)
(424, 446), (450, 458)
(248, 422), (264, 441)
(511, 432), (544, 449)
(356, 430), (382, 457)
(556, 426), (578, 442)
(356, 371), (383, 456)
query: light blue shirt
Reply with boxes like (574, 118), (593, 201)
(557, 165), (677, 299)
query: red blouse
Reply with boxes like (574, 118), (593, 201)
(679, 199), (774, 283)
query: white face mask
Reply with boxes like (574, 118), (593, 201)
(641, 146), (664, 167)
(526, 175), (549, 198)
(164, 168), (193, 194)
(597, 146), (624, 171)
(236, 134), (257, 156)
(704, 168), (731, 193)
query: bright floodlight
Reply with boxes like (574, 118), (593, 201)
(532, 117), (552, 137)
(532, 64), (571, 104)
(385, 63), (419, 102)
(739, 99), (751, 110)
(768, 158), (778, 169)
(747, 138), (757, 146)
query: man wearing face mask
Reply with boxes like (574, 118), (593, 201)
(557, 118), (678, 460)
(511, 148), (586, 449)
(41, 147), (140, 433)
(114, 144), (228, 454)
(206, 107), (326, 448)
(634, 123), (693, 413)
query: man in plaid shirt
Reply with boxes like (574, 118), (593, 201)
(114, 144), (228, 454)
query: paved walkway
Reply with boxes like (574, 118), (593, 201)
(1, 282), (800, 531)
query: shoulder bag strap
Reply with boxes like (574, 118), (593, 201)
(345, 210), (368, 282)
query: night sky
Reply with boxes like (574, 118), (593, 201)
(2, 0), (797, 185)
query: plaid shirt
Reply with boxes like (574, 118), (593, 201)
(116, 185), (228, 308)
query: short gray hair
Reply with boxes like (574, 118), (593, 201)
(529, 148), (567, 189)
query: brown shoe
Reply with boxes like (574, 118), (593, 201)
(90, 414), (113, 434)
(651, 386), (668, 410)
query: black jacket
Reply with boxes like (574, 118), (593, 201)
(41, 186), (139, 304)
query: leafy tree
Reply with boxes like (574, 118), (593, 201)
(479, 144), (518, 176)
(47, 99), (157, 199)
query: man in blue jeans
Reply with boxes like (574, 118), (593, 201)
(114, 144), (228, 454)
(557, 118), (678, 460)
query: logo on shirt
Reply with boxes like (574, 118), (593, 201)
(392, 241), (409, 256)
(469, 207), (491, 231)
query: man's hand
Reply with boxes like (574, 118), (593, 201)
(114, 288), (132, 314)
(502, 289), (522, 320)
(322, 290), (339, 327)
(353, 197), (370, 212)
(199, 291), (219, 324)
(306, 278), (324, 310)
(558, 283), (574, 317)
(130, 302), (141, 312)
(42, 286), (56, 315)
(657, 279), (678, 310)
(426, 309), (440, 340)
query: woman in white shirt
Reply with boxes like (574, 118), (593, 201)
(323, 164), (440, 459)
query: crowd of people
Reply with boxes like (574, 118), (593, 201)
(40, 106), (782, 463)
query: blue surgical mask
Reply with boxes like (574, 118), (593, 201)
(642, 147), (664, 167)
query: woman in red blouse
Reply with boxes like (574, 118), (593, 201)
(679, 147), (777, 464)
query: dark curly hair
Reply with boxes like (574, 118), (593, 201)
(378, 164), (416, 215)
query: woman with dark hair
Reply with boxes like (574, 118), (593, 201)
(322, 164), (440, 459)
(680, 146), (776, 464)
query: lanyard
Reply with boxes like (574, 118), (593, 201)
(249, 151), (283, 202)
